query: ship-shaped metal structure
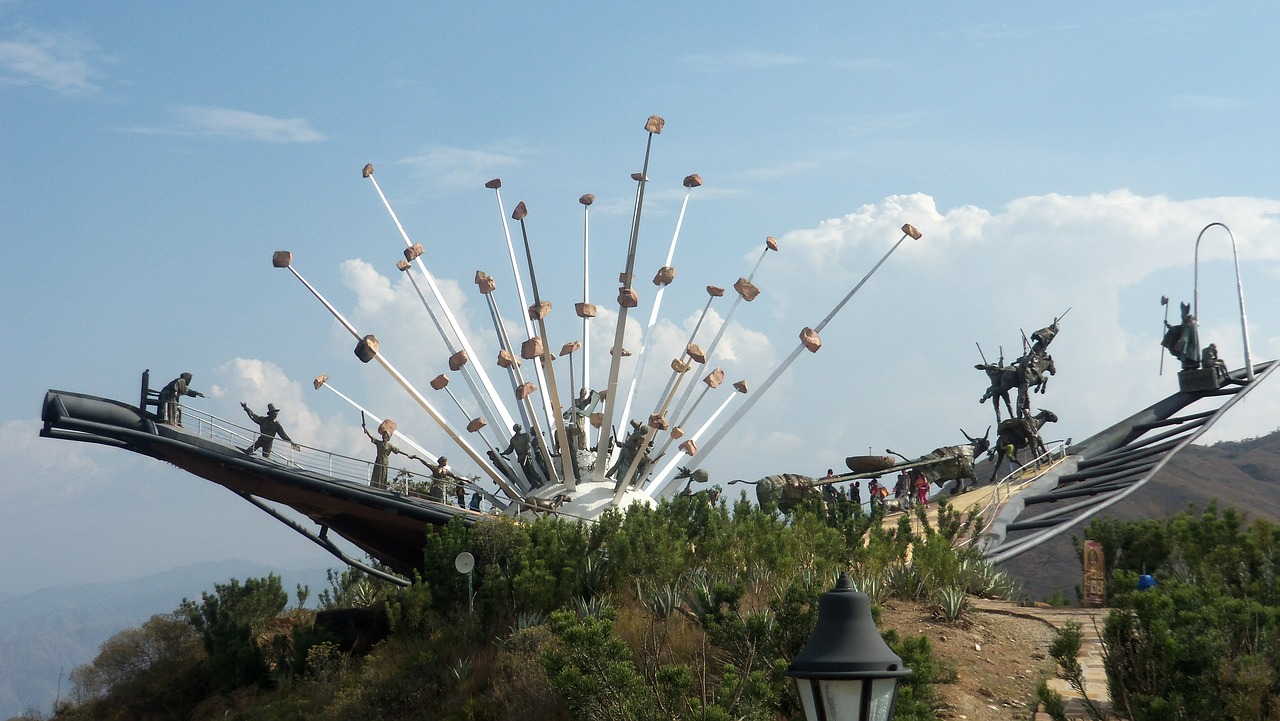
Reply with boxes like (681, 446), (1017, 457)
(39, 118), (1275, 579)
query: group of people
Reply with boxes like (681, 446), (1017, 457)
(821, 468), (932, 515)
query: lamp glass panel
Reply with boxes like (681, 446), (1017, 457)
(867, 677), (899, 721)
(819, 678), (866, 721)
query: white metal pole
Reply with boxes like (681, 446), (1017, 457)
(364, 169), (518, 432)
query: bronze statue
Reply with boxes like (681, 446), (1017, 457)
(158, 372), (203, 426)
(976, 361), (1018, 422)
(987, 409), (1058, 483)
(241, 402), (299, 458)
(1161, 301), (1201, 370)
(361, 415), (404, 489)
(500, 424), (543, 488)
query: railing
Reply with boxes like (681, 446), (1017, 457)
(163, 402), (484, 511)
(956, 439), (1069, 548)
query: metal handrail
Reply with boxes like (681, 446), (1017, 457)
(164, 403), (469, 500)
(955, 439), (1068, 548)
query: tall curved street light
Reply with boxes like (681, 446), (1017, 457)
(1193, 222), (1253, 382)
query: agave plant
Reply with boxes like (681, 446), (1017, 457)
(572, 595), (613, 619)
(884, 561), (925, 600)
(449, 656), (474, 682)
(933, 586), (969, 622)
(641, 580), (683, 621)
(509, 610), (545, 637)
(848, 570), (889, 605)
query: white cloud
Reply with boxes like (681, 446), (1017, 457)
(0, 418), (102, 502)
(399, 145), (523, 191)
(0, 28), (107, 95)
(684, 51), (804, 72)
(125, 105), (327, 143)
(1165, 94), (1244, 112)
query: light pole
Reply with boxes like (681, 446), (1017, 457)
(785, 573), (912, 721)
(1193, 222), (1253, 382)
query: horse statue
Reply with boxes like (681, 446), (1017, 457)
(988, 409), (1058, 483)
(1020, 350), (1056, 395)
(976, 362), (1018, 422)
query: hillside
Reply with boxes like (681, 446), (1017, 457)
(1001, 428), (1280, 600)
(0, 561), (330, 720)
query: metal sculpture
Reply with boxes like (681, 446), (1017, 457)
(886, 427), (991, 494)
(987, 409), (1058, 483)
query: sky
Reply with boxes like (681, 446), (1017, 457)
(3, 2), (1280, 596)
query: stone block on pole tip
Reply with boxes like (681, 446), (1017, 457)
(671, 358), (691, 373)
(313, 374), (328, 390)
(467, 418), (487, 433)
(653, 265), (676, 286)
(516, 382), (537, 400)
(396, 260), (411, 272)
(528, 301), (552, 320)
(733, 380), (749, 394)
(766, 236), (779, 252)
(670, 426), (685, 440)
(497, 349), (519, 369)
(590, 412), (604, 428)
(687, 344), (706, 364)
(355, 335), (379, 363)
(704, 367), (725, 388)
(679, 439), (698, 456)
(448, 350), (469, 371)
(485, 178), (501, 189)
(902, 223), (923, 240)
(683, 173), (703, 188)
(648, 413), (668, 430)
(521, 337), (544, 361)
(430, 374), (449, 391)
(575, 302), (598, 318)
(645, 116), (665, 134)
(579, 193), (594, 206)
(631, 172), (645, 182)
(734, 277), (760, 301)
(511, 201), (528, 221)
(706, 285), (725, 297)
(611, 346), (632, 358)
(404, 243), (424, 262)
(362, 163), (374, 178)
(618, 288), (639, 308)
(560, 340), (582, 356)
(272, 251), (292, 268)
(377, 418), (396, 436)
(800, 326), (822, 353)
(475, 271), (496, 294)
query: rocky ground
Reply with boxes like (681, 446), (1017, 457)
(878, 599), (1063, 721)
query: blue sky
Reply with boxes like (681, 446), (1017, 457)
(3, 2), (1280, 595)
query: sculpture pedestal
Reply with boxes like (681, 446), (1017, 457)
(1178, 365), (1229, 392)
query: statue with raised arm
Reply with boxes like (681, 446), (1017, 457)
(361, 415), (405, 489)
(158, 372), (204, 426)
(241, 402), (299, 459)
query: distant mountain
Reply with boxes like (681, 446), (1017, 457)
(1001, 429), (1280, 601)
(0, 559), (332, 720)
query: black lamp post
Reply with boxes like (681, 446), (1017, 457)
(785, 573), (912, 721)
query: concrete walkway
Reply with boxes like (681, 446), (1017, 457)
(969, 597), (1111, 720)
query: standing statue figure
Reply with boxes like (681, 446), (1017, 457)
(158, 372), (204, 426)
(564, 389), (601, 451)
(500, 423), (543, 488)
(607, 420), (650, 481)
(361, 415), (404, 489)
(241, 402), (299, 459)
(1162, 302), (1201, 371)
